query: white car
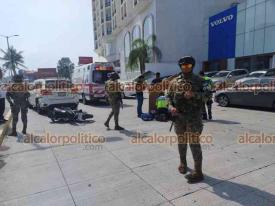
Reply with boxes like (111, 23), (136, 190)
(247, 70), (267, 78)
(29, 79), (79, 113)
(119, 71), (155, 98)
(211, 69), (249, 89)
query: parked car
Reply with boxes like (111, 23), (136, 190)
(29, 79), (79, 114)
(215, 77), (275, 110)
(248, 70), (267, 77)
(211, 69), (249, 89)
(264, 68), (275, 77)
(119, 71), (155, 98)
(235, 71), (267, 84)
(205, 71), (219, 77)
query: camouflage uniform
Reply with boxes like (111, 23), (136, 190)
(6, 81), (30, 135)
(105, 79), (123, 129)
(167, 72), (204, 182)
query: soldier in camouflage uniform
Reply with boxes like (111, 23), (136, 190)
(167, 56), (204, 183)
(104, 72), (124, 130)
(6, 75), (30, 136)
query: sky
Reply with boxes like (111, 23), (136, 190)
(0, 0), (97, 70)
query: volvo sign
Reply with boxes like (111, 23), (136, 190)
(210, 14), (234, 27)
(208, 6), (237, 61)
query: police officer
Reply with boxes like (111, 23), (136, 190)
(6, 75), (30, 136)
(167, 56), (204, 183)
(104, 72), (124, 130)
(199, 71), (214, 120)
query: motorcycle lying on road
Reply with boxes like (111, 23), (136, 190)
(49, 107), (94, 123)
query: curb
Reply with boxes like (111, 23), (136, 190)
(0, 110), (12, 146)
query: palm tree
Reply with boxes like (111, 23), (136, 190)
(57, 57), (74, 80)
(0, 46), (26, 76)
(128, 35), (162, 74)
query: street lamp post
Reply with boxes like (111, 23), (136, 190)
(0, 34), (19, 50)
(0, 35), (19, 76)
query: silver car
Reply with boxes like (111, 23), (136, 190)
(215, 77), (275, 110)
(211, 69), (249, 89)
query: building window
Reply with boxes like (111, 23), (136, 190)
(143, 14), (154, 41)
(132, 25), (141, 42)
(105, 0), (111, 7)
(102, 25), (105, 36)
(124, 32), (131, 61)
(121, 0), (127, 20)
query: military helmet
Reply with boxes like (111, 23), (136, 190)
(109, 72), (120, 80)
(178, 56), (196, 68)
(12, 74), (24, 83)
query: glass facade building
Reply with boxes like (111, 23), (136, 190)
(236, 0), (275, 57)
(207, 0), (275, 71)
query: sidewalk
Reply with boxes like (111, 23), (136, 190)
(0, 102), (11, 146)
(0, 100), (275, 205)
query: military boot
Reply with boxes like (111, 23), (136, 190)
(22, 125), (27, 135)
(114, 125), (124, 130)
(104, 121), (110, 128)
(178, 160), (188, 174)
(208, 113), (212, 120)
(185, 161), (204, 183)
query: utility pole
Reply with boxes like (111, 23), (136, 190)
(0, 34), (19, 76)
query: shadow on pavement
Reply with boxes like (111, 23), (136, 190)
(226, 105), (275, 113)
(49, 120), (96, 126)
(203, 175), (275, 205)
(207, 119), (240, 125)
(0, 145), (10, 152)
(119, 129), (138, 137)
(0, 159), (6, 170)
(104, 136), (124, 142)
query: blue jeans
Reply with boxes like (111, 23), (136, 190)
(136, 93), (144, 117)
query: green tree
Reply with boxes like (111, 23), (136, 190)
(127, 35), (162, 74)
(0, 46), (26, 76)
(57, 57), (74, 80)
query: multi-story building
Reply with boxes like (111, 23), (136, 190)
(92, 0), (275, 79)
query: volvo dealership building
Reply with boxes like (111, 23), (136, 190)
(205, 0), (275, 72)
(92, 0), (275, 79)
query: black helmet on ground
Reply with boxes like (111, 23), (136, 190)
(109, 72), (120, 80)
(12, 74), (24, 83)
(178, 56), (196, 68)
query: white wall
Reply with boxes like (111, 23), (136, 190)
(111, 0), (157, 80)
(155, 0), (245, 73)
(145, 63), (179, 77)
(227, 58), (236, 70)
(105, 0), (246, 79)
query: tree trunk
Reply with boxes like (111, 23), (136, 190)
(139, 59), (146, 74)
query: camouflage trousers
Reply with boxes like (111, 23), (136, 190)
(202, 98), (213, 117)
(174, 119), (203, 163)
(106, 101), (120, 126)
(11, 104), (28, 131)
